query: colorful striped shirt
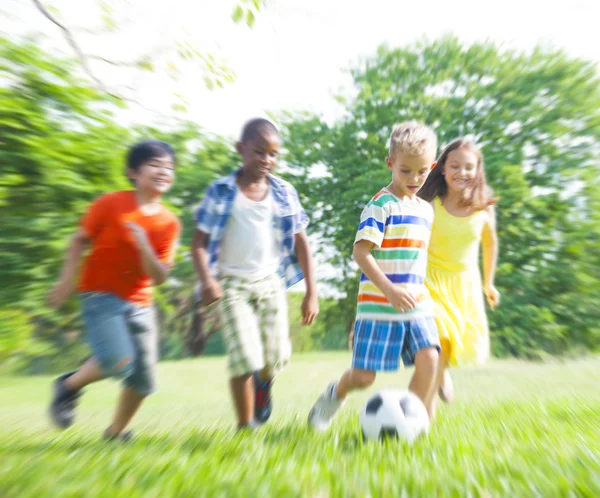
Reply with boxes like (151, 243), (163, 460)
(355, 188), (434, 322)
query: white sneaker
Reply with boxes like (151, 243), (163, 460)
(308, 382), (344, 432)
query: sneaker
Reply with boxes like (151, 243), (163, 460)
(49, 371), (82, 429)
(103, 428), (134, 442)
(308, 382), (345, 432)
(253, 372), (273, 424)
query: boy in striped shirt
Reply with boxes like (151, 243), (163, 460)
(308, 121), (441, 429)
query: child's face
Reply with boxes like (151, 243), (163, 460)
(237, 132), (281, 180)
(386, 150), (436, 197)
(442, 147), (478, 193)
(128, 154), (175, 195)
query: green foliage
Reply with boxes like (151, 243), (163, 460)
(281, 36), (600, 357)
(0, 37), (239, 371)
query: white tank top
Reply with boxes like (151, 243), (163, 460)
(218, 189), (280, 281)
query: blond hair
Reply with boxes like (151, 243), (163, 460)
(388, 120), (437, 158)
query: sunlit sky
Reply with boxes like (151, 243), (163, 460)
(6, 0), (600, 139)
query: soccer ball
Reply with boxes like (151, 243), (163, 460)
(360, 389), (430, 443)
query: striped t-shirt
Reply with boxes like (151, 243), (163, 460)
(354, 188), (434, 322)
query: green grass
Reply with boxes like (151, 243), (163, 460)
(1, 353), (599, 497)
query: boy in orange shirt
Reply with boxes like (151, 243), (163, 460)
(48, 140), (180, 441)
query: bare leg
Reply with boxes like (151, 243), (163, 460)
(64, 357), (106, 391)
(335, 368), (376, 400)
(408, 347), (439, 419)
(105, 387), (145, 436)
(230, 374), (254, 426)
(438, 340), (454, 403)
(425, 354), (446, 420)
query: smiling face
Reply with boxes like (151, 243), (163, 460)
(128, 154), (175, 195)
(237, 131), (281, 180)
(386, 150), (436, 198)
(442, 147), (479, 194)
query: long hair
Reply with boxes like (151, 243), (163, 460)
(418, 137), (497, 210)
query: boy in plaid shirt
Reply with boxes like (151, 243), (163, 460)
(308, 121), (441, 431)
(192, 118), (319, 429)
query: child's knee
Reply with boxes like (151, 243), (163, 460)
(100, 354), (134, 379)
(350, 369), (376, 388)
(415, 347), (439, 372)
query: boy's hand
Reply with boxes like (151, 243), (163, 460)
(301, 293), (319, 325)
(386, 286), (418, 313)
(484, 284), (500, 310)
(49, 279), (75, 310)
(126, 222), (150, 248)
(202, 279), (223, 307)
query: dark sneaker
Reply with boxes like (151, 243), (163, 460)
(49, 371), (81, 429)
(103, 428), (134, 442)
(253, 372), (273, 424)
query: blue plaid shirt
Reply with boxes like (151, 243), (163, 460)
(195, 169), (309, 290)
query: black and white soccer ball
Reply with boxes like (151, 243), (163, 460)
(360, 389), (430, 443)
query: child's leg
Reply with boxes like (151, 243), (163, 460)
(309, 319), (396, 431)
(230, 374), (254, 427)
(403, 317), (441, 419)
(254, 274), (292, 423)
(335, 368), (376, 399)
(64, 357), (106, 391)
(105, 303), (158, 437)
(106, 386), (145, 436)
(50, 293), (135, 429)
(408, 347), (440, 418)
(438, 341), (454, 403)
(218, 277), (265, 428)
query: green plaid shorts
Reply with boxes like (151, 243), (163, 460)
(217, 273), (291, 377)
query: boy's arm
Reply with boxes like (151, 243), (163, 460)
(191, 229), (222, 306)
(481, 206), (500, 309)
(126, 223), (170, 286)
(294, 230), (319, 325)
(353, 240), (417, 312)
(49, 230), (90, 310)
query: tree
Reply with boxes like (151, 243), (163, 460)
(0, 37), (239, 369)
(281, 36), (600, 357)
(19, 0), (267, 113)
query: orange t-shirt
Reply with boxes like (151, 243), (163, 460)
(79, 190), (181, 306)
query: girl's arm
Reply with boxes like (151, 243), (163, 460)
(481, 206), (500, 309)
(49, 230), (90, 309)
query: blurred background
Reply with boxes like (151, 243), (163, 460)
(1, 0), (599, 374)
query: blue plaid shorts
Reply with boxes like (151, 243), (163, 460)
(352, 317), (440, 371)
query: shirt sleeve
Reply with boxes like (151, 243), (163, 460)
(354, 200), (387, 248)
(195, 183), (217, 235)
(80, 193), (110, 238)
(288, 184), (309, 234)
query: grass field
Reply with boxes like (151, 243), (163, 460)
(1, 353), (599, 497)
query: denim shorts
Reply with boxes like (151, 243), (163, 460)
(80, 292), (158, 396)
(352, 317), (440, 371)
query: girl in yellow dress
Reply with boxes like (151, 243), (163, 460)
(418, 137), (500, 412)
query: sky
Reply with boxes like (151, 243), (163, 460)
(5, 0), (600, 139)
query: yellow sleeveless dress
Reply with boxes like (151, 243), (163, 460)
(426, 197), (490, 366)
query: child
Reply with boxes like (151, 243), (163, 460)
(48, 140), (181, 440)
(191, 118), (319, 429)
(308, 120), (441, 430)
(418, 137), (499, 410)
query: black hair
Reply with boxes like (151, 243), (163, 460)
(239, 118), (280, 143)
(127, 140), (176, 172)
